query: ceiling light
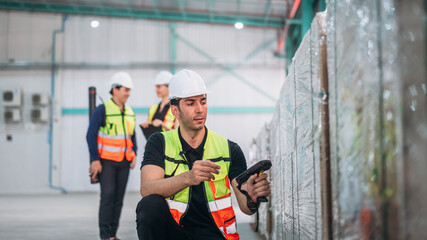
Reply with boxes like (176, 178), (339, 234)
(234, 22), (244, 30)
(91, 20), (99, 28)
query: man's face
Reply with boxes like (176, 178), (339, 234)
(113, 87), (131, 104)
(155, 85), (169, 98)
(176, 95), (207, 131)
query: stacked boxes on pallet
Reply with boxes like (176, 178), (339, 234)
(252, 0), (427, 239)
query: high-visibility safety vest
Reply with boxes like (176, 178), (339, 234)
(162, 128), (239, 240)
(97, 99), (136, 162)
(148, 103), (175, 131)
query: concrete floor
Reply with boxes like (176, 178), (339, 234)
(0, 192), (261, 240)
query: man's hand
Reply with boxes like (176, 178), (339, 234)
(246, 173), (271, 203)
(130, 157), (136, 169)
(152, 119), (163, 127)
(187, 160), (221, 185)
(140, 122), (149, 128)
(89, 160), (102, 179)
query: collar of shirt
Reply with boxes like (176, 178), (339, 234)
(110, 98), (125, 113)
(177, 126), (207, 162)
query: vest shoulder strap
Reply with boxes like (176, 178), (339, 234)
(148, 104), (159, 122)
(204, 129), (230, 159)
(162, 129), (182, 160)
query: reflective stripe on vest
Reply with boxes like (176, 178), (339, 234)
(162, 128), (239, 240)
(97, 99), (136, 162)
(98, 132), (133, 139)
(148, 104), (176, 131)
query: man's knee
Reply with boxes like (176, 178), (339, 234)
(136, 194), (168, 224)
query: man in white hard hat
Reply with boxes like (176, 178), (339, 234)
(86, 71), (138, 240)
(136, 69), (270, 240)
(140, 71), (178, 140)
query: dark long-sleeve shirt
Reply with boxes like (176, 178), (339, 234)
(86, 102), (137, 162)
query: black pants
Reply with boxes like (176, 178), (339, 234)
(136, 194), (191, 240)
(99, 159), (130, 239)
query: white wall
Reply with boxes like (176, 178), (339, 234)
(0, 12), (61, 62)
(0, 11), (285, 193)
(0, 12), (62, 194)
(0, 70), (56, 193)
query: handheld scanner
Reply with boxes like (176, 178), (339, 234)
(235, 160), (272, 202)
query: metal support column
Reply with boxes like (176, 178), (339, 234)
(319, 0), (326, 11)
(301, 0), (314, 43)
(49, 15), (68, 194)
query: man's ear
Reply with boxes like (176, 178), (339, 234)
(171, 105), (180, 119)
(111, 87), (119, 96)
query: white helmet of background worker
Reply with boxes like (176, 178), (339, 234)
(110, 71), (134, 90)
(153, 71), (173, 85)
(168, 69), (210, 100)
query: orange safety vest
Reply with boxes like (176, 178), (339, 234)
(162, 128), (239, 240)
(97, 99), (136, 161)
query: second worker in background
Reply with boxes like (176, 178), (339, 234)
(140, 71), (178, 140)
(86, 72), (138, 240)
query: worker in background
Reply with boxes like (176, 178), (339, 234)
(136, 69), (271, 240)
(140, 71), (178, 140)
(86, 71), (138, 240)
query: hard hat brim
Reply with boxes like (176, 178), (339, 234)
(111, 84), (133, 89)
(168, 90), (210, 100)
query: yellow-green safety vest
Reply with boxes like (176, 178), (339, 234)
(148, 103), (175, 131)
(97, 99), (136, 161)
(162, 128), (239, 240)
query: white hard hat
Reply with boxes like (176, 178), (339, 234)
(153, 71), (173, 85)
(168, 69), (210, 100)
(110, 71), (133, 89)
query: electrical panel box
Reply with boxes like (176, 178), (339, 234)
(32, 93), (49, 106)
(4, 108), (21, 123)
(2, 88), (22, 107)
(31, 107), (49, 123)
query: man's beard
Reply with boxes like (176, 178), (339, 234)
(181, 114), (206, 131)
(190, 124), (204, 131)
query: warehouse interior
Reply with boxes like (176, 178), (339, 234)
(0, 0), (426, 239)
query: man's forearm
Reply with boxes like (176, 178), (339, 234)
(140, 171), (191, 198)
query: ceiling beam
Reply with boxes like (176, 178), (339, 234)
(0, 0), (284, 28)
(0, 61), (284, 70)
(150, 0), (160, 17)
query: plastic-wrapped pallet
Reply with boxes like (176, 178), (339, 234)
(327, 0), (389, 238)
(253, 0), (427, 239)
(255, 123), (270, 165)
(247, 138), (257, 171)
(280, 60), (296, 239)
(295, 30), (320, 240)
(325, 2), (339, 239)
(250, 122), (271, 238)
(247, 121), (271, 236)
(326, 0), (427, 239)
(393, 1), (427, 238)
(271, 17), (326, 240)
(310, 12), (324, 240)
(268, 103), (283, 240)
